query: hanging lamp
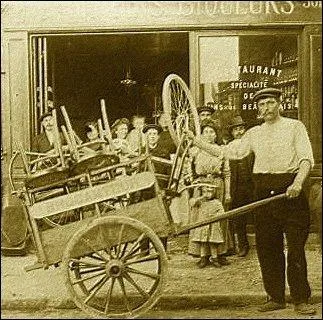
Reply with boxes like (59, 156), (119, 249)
(120, 66), (137, 86)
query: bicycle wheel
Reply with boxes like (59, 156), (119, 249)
(162, 74), (200, 146)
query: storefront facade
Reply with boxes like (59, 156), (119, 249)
(1, 1), (322, 210)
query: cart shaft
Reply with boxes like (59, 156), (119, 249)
(175, 193), (286, 236)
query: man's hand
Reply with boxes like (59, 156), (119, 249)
(286, 183), (302, 199)
(224, 195), (232, 206)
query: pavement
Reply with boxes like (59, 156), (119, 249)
(1, 233), (322, 316)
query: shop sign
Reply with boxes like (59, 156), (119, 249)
(170, 1), (320, 16)
(2, 1), (322, 30)
(117, 1), (322, 22)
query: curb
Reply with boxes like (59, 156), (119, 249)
(155, 292), (322, 310)
(1, 291), (321, 311)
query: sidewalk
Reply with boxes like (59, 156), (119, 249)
(1, 234), (322, 312)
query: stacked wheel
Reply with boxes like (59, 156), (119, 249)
(62, 216), (168, 319)
(162, 74), (200, 146)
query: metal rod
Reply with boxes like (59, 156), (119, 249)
(175, 193), (287, 235)
(37, 38), (44, 125)
(51, 54), (56, 107)
(31, 37), (38, 134)
(43, 37), (48, 113)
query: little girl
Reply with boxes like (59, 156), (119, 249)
(189, 180), (230, 268)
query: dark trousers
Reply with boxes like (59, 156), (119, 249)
(253, 173), (311, 304)
(231, 187), (253, 250)
(233, 214), (249, 250)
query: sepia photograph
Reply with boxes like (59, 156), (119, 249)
(1, 1), (322, 319)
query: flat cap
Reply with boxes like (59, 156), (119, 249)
(142, 123), (163, 134)
(200, 119), (218, 132)
(197, 105), (214, 114)
(39, 111), (53, 122)
(253, 88), (282, 102)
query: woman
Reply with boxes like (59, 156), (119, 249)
(111, 118), (131, 158)
(111, 117), (140, 181)
(187, 119), (232, 268)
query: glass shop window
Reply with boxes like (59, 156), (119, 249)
(198, 34), (298, 141)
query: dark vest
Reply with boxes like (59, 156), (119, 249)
(229, 152), (255, 197)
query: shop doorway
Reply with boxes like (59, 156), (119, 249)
(30, 32), (189, 141)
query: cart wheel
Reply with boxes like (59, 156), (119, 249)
(162, 74), (200, 146)
(62, 216), (168, 319)
(42, 209), (84, 228)
(8, 150), (27, 197)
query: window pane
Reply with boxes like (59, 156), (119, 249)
(198, 34), (298, 141)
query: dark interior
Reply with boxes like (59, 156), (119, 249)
(42, 33), (297, 140)
(47, 32), (189, 139)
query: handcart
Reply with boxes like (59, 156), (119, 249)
(8, 75), (285, 319)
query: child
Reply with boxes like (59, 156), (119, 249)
(127, 115), (146, 154)
(189, 181), (230, 268)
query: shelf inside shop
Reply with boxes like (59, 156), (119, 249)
(280, 59), (298, 67)
(271, 57), (298, 68)
(273, 78), (298, 86)
(281, 110), (298, 119)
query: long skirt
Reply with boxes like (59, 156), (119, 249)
(188, 178), (232, 256)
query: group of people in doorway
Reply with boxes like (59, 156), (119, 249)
(32, 86), (317, 316)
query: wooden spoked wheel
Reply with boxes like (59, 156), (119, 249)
(162, 74), (200, 146)
(42, 209), (84, 228)
(62, 216), (168, 319)
(8, 151), (80, 228)
(166, 135), (192, 192)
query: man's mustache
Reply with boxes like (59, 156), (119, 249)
(257, 110), (269, 119)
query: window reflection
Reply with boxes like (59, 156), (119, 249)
(198, 34), (298, 141)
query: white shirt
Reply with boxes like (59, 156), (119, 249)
(224, 117), (314, 174)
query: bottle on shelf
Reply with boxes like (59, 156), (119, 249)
(280, 89), (285, 104)
(287, 85), (292, 109)
(272, 56), (276, 67)
(294, 86), (298, 109)
(278, 52), (283, 65)
(291, 85), (295, 109)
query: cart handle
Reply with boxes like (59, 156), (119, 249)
(174, 193), (286, 236)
